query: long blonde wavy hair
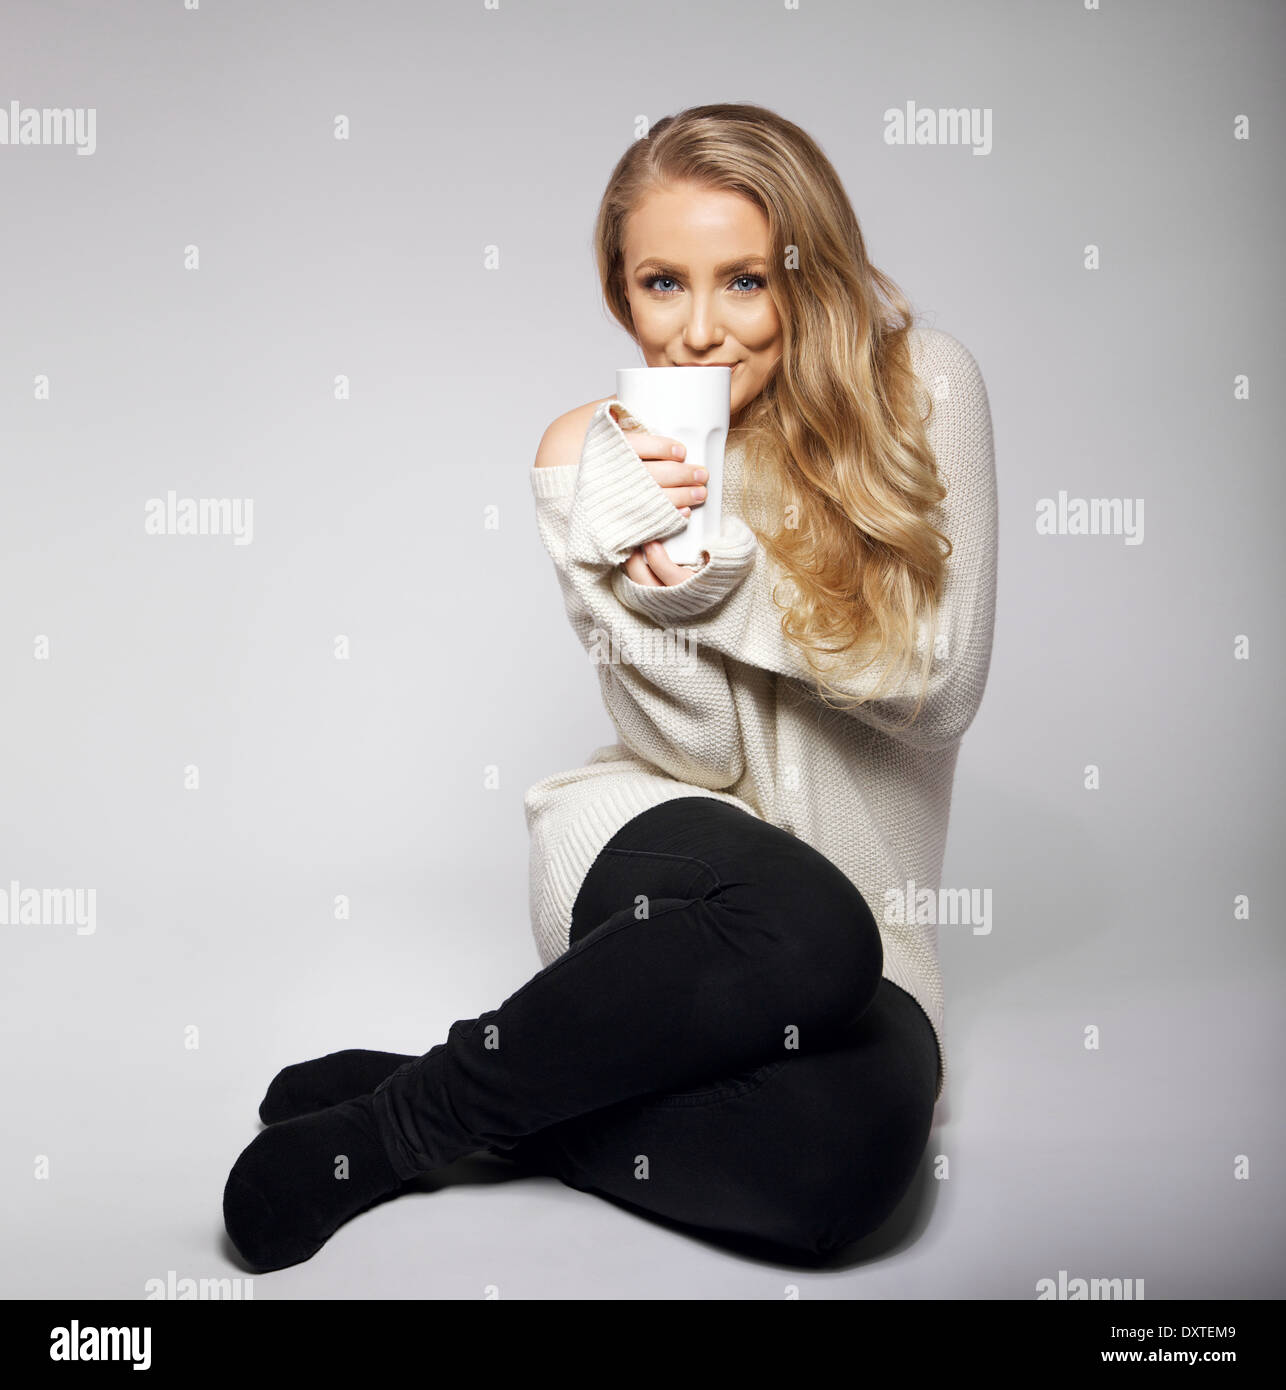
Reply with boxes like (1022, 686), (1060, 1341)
(593, 102), (950, 724)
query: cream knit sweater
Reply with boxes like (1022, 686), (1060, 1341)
(524, 326), (997, 1101)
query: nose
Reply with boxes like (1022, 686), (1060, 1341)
(681, 289), (723, 353)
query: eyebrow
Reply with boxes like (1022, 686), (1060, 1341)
(631, 256), (767, 277)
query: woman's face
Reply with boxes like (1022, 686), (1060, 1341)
(621, 182), (783, 422)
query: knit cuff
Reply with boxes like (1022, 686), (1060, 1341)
(610, 516), (759, 621)
(565, 400), (690, 569)
(529, 461), (579, 499)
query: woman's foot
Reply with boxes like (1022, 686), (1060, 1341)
(223, 1093), (404, 1271)
(258, 1049), (415, 1125)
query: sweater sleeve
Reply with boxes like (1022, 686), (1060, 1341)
(605, 330), (999, 753)
(538, 397), (760, 607)
(528, 409), (748, 788)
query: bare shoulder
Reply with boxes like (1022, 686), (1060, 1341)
(533, 396), (616, 468)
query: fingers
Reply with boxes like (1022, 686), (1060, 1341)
(613, 415), (707, 514)
(623, 545), (700, 588)
(617, 428), (685, 461)
(616, 427), (708, 488)
(622, 548), (662, 587)
(640, 541), (699, 587)
(630, 444), (709, 510)
(643, 462), (708, 510)
(632, 442), (705, 482)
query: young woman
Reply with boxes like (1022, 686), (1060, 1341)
(222, 102), (998, 1272)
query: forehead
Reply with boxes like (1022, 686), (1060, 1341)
(624, 185), (769, 260)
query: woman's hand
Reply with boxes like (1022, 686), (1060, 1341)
(613, 405), (709, 588)
(623, 540), (710, 587)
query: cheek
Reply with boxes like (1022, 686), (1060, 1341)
(744, 309), (782, 354)
(632, 311), (675, 354)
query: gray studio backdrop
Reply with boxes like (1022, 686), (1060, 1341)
(1, 0), (1282, 1300)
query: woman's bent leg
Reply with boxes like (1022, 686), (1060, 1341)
(371, 798), (883, 1181)
(516, 978), (940, 1258)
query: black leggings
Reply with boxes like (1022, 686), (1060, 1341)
(372, 797), (940, 1258)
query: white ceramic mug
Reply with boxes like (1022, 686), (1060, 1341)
(614, 365), (731, 567)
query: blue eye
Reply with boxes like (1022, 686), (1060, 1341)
(642, 273), (766, 295)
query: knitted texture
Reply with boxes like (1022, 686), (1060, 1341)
(524, 327), (998, 1101)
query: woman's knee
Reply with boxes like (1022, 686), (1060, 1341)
(716, 834), (883, 1027)
(742, 1007), (937, 1256)
(755, 1091), (932, 1257)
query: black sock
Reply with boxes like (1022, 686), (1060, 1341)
(224, 1093), (403, 1272)
(259, 1049), (415, 1125)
